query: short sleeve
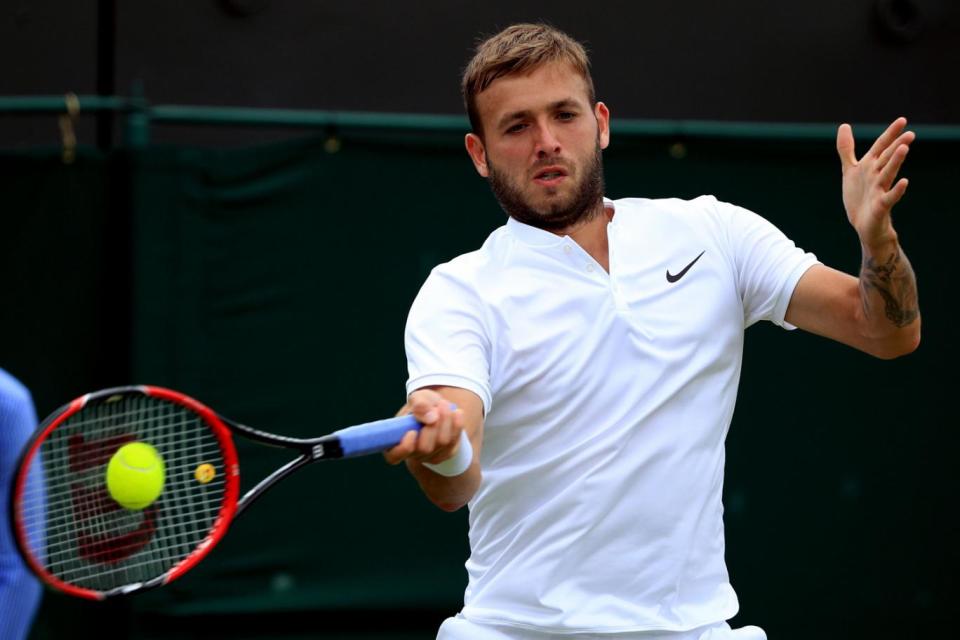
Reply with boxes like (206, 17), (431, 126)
(404, 267), (493, 413)
(716, 199), (820, 329)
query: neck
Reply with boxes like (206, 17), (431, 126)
(555, 200), (612, 272)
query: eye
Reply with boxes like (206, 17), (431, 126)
(556, 111), (577, 121)
(505, 122), (528, 134)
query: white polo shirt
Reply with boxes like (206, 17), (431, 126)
(405, 196), (818, 634)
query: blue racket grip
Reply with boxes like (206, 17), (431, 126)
(335, 404), (457, 458)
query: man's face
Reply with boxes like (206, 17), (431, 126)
(465, 61), (610, 231)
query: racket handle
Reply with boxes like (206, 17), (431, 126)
(335, 405), (457, 458)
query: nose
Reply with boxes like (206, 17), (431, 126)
(532, 120), (561, 158)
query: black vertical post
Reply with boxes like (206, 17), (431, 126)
(96, 0), (132, 390)
(96, 0), (116, 150)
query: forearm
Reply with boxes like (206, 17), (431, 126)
(790, 118), (921, 359)
(388, 386), (485, 511)
(406, 456), (481, 512)
(858, 236), (921, 353)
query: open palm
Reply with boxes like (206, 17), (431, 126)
(836, 117), (914, 248)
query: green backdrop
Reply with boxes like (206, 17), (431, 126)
(1, 125), (955, 639)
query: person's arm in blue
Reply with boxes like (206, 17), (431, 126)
(0, 369), (43, 640)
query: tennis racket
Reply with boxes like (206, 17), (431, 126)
(9, 385), (426, 600)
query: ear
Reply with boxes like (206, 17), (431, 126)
(595, 102), (611, 150)
(465, 133), (489, 177)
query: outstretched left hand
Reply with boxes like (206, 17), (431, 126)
(836, 117), (914, 249)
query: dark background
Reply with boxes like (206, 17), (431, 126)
(1, 0), (958, 148)
(1, 2), (957, 639)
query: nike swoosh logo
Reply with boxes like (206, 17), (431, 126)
(666, 251), (705, 283)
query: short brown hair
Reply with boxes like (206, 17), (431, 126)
(461, 23), (596, 135)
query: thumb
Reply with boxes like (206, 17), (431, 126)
(409, 392), (440, 424)
(836, 124), (856, 172)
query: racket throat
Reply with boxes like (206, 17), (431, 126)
(309, 436), (343, 461)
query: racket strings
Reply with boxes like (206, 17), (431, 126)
(19, 485), (227, 546)
(17, 394), (230, 592)
(16, 437), (224, 498)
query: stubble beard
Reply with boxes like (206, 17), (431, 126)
(487, 143), (605, 232)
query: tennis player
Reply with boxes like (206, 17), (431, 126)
(386, 24), (920, 640)
(0, 368), (43, 640)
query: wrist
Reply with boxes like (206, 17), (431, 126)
(860, 231), (900, 258)
(422, 431), (473, 477)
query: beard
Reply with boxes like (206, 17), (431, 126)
(487, 142), (605, 232)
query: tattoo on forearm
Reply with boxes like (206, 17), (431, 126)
(860, 250), (919, 328)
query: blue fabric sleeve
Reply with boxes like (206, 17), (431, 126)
(0, 369), (43, 640)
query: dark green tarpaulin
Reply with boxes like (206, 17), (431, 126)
(1, 128), (955, 638)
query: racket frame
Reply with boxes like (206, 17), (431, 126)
(9, 385), (413, 600)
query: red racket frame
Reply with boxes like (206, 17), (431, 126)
(11, 386), (241, 600)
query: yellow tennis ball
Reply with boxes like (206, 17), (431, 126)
(106, 442), (165, 510)
(194, 463), (216, 484)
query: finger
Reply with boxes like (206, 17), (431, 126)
(836, 124), (857, 172)
(426, 416), (462, 465)
(879, 144), (909, 190)
(435, 405), (454, 448)
(409, 392), (440, 424)
(426, 438), (459, 465)
(453, 409), (466, 448)
(881, 177), (909, 209)
(416, 421), (437, 456)
(383, 430), (418, 465)
(867, 117), (907, 159)
(877, 130), (915, 170)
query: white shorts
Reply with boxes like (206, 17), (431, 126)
(436, 616), (767, 640)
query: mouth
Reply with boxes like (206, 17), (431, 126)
(533, 165), (568, 186)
